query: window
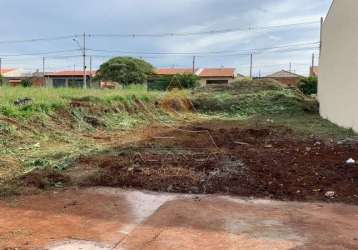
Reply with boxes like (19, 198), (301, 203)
(68, 79), (84, 88)
(206, 80), (229, 85)
(53, 79), (66, 88)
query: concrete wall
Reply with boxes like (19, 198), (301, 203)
(319, 0), (358, 132)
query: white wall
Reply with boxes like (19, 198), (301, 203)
(319, 0), (358, 132)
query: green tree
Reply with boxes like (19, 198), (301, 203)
(299, 76), (317, 95)
(0, 75), (3, 86)
(95, 57), (154, 85)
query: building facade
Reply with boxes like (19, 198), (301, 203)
(153, 67), (239, 87)
(45, 71), (98, 88)
(319, 0), (358, 132)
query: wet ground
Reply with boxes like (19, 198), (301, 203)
(0, 187), (357, 249)
(69, 122), (358, 204)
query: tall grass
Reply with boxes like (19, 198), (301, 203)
(0, 85), (161, 118)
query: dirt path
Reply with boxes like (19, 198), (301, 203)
(0, 187), (357, 249)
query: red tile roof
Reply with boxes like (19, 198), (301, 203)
(154, 68), (195, 75)
(310, 66), (319, 77)
(198, 68), (236, 78)
(46, 71), (96, 77)
(265, 70), (303, 78)
(0, 68), (16, 75)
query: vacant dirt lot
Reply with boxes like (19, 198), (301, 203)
(53, 120), (358, 205)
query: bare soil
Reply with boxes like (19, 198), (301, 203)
(66, 121), (358, 205)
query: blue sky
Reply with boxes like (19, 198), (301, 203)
(0, 0), (332, 76)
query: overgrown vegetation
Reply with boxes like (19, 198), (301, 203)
(0, 79), (356, 196)
(148, 73), (200, 91)
(299, 76), (318, 95)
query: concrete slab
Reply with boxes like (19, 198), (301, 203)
(0, 188), (357, 249)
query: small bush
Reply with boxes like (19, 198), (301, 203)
(299, 77), (317, 95)
(148, 73), (199, 91)
(20, 79), (32, 88)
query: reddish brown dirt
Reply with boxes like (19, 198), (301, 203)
(71, 122), (358, 205)
(0, 189), (130, 249)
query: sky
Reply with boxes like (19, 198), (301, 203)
(0, 0), (333, 76)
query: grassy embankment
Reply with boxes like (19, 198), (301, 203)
(0, 85), (171, 185)
(0, 80), (356, 195)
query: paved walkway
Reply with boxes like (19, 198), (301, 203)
(0, 187), (357, 249)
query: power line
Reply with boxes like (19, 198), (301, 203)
(87, 42), (319, 58)
(88, 21), (319, 38)
(0, 49), (80, 58)
(0, 35), (79, 45)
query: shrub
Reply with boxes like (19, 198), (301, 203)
(299, 77), (317, 95)
(20, 79), (32, 88)
(148, 73), (199, 91)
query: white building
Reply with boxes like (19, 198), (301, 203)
(319, 0), (358, 132)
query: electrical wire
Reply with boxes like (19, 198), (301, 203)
(0, 49), (81, 58)
(0, 35), (79, 45)
(89, 21), (319, 38)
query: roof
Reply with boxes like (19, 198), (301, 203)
(197, 68), (236, 78)
(265, 70), (303, 78)
(46, 70), (96, 77)
(154, 68), (195, 75)
(0, 68), (16, 75)
(154, 67), (236, 78)
(310, 66), (319, 77)
(8, 79), (21, 83)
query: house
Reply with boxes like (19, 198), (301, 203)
(310, 66), (319, 78)
(0, 68), (33, 86)
(319, 0), (358, 132)
(153, 67), (238, 87)
(196, 68), (237, 86)
(263, 70), (303, 87)
(45, 71), (98, 88)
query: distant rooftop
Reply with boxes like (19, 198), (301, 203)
(197, 68), (236, 78)
(155, 67), (236, 78)
(154, 68), (195, 75)
(0, 68), (16, 75)
(265, 70), (303, 78)
(46, 70), (96, 77)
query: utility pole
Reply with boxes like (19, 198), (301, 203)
(42, 57), (45, 86)
(192, 56), (196, 73)
(249, 53), (253, 79)
(89, 56), (92, 87)
(83, 32), (87, 89)
(289, 62), (292, 72)
(312, 53), (315, 68)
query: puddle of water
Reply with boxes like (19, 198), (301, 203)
(92, 188), (176, 234)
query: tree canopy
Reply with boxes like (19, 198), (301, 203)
(95, 57), (154, 85)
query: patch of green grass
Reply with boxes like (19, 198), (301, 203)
(0, 85), (161, 118)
